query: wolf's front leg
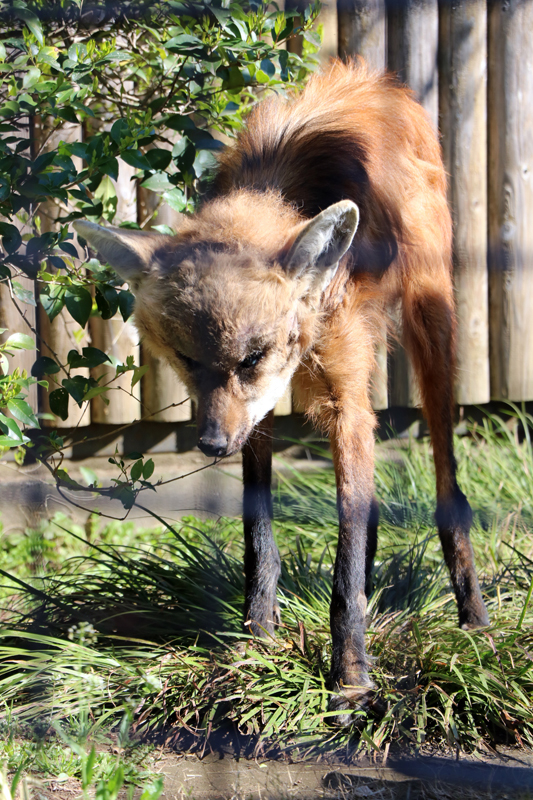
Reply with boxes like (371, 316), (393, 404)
(328, 419), (377, 721)
(242, 410), (281, 637)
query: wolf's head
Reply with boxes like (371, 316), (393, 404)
(74, 193), (359, 456)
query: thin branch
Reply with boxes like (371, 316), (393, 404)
(52, 398), (190, 453)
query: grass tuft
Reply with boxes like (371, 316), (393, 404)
(2, 408), (533, 762)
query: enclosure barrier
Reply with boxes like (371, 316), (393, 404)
(2, 0), (533, 438)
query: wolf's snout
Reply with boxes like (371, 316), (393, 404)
(197, 421), (229, 458)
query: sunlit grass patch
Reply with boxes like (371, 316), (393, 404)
(1, 407), (533, 762)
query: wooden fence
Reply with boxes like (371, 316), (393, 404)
(4, 0), (533, 437)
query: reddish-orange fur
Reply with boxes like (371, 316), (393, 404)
(76, 59), (489, 718)
(212, 59), (488, 710)
(214, 58), (454, 435)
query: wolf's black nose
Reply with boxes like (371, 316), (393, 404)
(197, 425), (228, 458)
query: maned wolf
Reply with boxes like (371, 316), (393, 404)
(74, 59), (489, 719)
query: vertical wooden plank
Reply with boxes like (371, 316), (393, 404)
(439, 0), (490, 406)
(0, 277), (38, 408)
(284, 0), (304, 56)
(39, 309), (92, 427)
(35, 117), (90, 427)
(488, 0), (533, 401)
(90, 316), (141, 424)
(90, 158), (142, 423)
(283, 0), (337, 63)
(319, 0), (339, 65)
(337, 0), (386, 71)
(388, 0), (438, 123)
(0, 117), (38, 413)
(337, 0), (388, 410)
(138, 186), (192, 423)
(387, 0), (438, 408)
(274, 385), (292, 416)
(89, 154), (141, 425)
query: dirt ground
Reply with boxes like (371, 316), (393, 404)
(152, 749), (533, 800)
(18, 746), (533, 800)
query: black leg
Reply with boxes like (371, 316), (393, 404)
(328, 428), (376, 717)
(404, 286), (489, 630)
(365, 496), (379, 597)
(242, 410), (281, 636)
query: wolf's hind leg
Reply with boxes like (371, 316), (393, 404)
(403, 278), (489, 630)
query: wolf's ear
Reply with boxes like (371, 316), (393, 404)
(283, 200), (359, 286)
(73, 221), (167, 289)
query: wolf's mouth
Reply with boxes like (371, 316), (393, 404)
(197, 424), (251, 459)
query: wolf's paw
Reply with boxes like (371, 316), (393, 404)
(243, 602), (281, 639)
(327, 679), (383, 727)
(460, 601), (490, 631)
(461, 615), (490, 631)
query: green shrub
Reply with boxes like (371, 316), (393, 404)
(0, 0), (319, 487)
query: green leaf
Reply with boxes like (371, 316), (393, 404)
(166, 114), (196, 132)
(23, 66), (41, 89)
(303, 29), (321, 48)
(145, 149), (172, 171)
(260, 58), (276, 77)
(62, 375), (95, 405)
(5, 333), (35, 350)
(81, 346), (111, 367)
(111, 483), (135, 510)
(131, 364), (149, 389)
(0, 222), (22, 255)
(71, 101), (95, 118)
(12, 281), (37, 306)
(14, 6), (44, 45)
(80, 466), (100, 488)
(121, 149), (151, 170)
(82, 385), (109, 403)
(0, 435), (28, 448)
(0, 413), (23, 442)
(67, 347), (111, 369)
(130, 459), (143, 483)
(165, 34), (204, 50)
(56, 106), (79, 124)
(37, 46), (62, 71)
(64, 286), (92, 328)
(139, 776), (163, 800)
(40, 284), (65, 322)
(31, 356), (60, 377)
(140, 173), (172, 193)
(162, 188), (187, 213)
(7, 398), (39, 428)
(69, 142), (90, 160)
(126, 451), (143, 460)
(143, 458), (155, 480)
(0, 176), (9, 202)
(59, 241), (79, 258)
(151, 225), (175, 236)
(95, 284), (119, 320)
(118, 289), (135, 321)
(224, 65), (245, 91)
(99, 157), (119, 181)
(93, 175), (117, 221)
(110, 118), (130, 144)
(49, 387), (69, 420)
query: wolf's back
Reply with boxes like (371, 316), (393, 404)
(212, 59), (448, 276)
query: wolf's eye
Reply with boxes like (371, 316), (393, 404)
(177, 351), (199, 370)
(239, 350), (265, 370)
